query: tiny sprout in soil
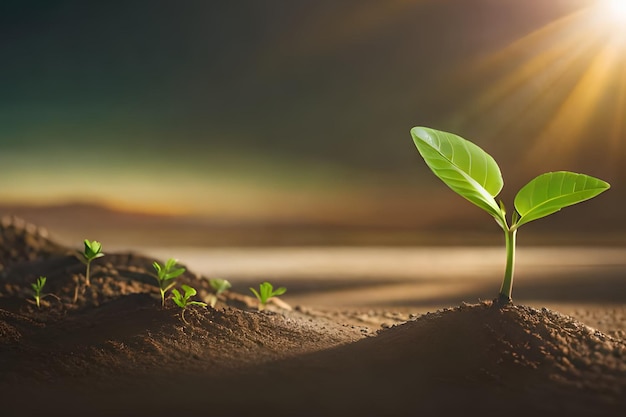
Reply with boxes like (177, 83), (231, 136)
(207, 278), (232, 307)
(30, 276), (60, 309)
(152, 258), (186, 308)
(171, 284), (207, 324)
(81, 239), (104, 287)
(411, 126), (610, 304)
(73, 239), (105, 303)
(250, 282), (286, 311)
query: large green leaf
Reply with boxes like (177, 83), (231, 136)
(513, 171), (610, 228)
(411, 127), (505, 225)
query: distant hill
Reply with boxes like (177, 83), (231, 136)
(0, 198), (623, 248)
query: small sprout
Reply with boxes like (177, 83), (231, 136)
(207, 278), (232, 308)
(73, 239), (105, 303)
(30, 276), (60, 309)
(171, 284), (207, 324)
(249, 281), (286, 311)
(82, 239), (105, 287)
(31, 276), (46, 309)
(152, 258), (186, 308)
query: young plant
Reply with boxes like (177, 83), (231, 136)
(171, 284), (207, 324)
(207, 278), (232, 308)
(250, 281), (286, 311)
(411, 126), (610, 304)
(152, 258), (186, 308)
(81, 239), (104, 287)
(30, 276), (61, 308)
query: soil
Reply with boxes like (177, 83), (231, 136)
(1, 216), (625, 417)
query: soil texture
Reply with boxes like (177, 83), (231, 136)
(1, 216), (625, 416)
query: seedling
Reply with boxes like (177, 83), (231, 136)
(30, 276), (60, 309)
(411, 127), (610, 304)
(207, 278), (232, 307)
(81, 239), (104, 287)
(171, 284), (207, 324)
(152, 258), (186, 308)
(250, 281), (286, 311)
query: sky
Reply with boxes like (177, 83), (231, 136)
(1, 0), (625, 231)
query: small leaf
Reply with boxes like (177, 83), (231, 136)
(171, 289), (185, 308)
(210, 278), (231, 294)
(411, 127), (506, 226)
(152, 262), (162, 273)
(182, 285), (197, 298)
(260, 282), (272, 302)
(165, 258), (177, 270)
(514, 171), (610, 228)
(188, 301), (208, 307)
(250, 287), (261, 301)
(272, 287), (287, 297)
(164, 268), (185, 280)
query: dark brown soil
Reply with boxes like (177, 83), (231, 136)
(1, 216), (625, 416)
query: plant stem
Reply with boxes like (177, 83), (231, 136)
(498, 227), (517, 304)
(85, 261), (91, 287)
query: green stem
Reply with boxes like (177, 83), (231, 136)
(85, 261), (91, 287)
(498, 227), (517, 304)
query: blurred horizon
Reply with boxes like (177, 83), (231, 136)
(1, 0), (625, 246)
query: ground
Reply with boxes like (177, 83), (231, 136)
(1, 217), (625, 416)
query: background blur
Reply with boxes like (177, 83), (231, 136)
(1, 0), (625, 248)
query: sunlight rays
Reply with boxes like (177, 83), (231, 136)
(445, 1), (626, 174)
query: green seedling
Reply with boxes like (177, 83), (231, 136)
(250, 281), (286, 311)
(171, 284), (207, 324)
(152, 258), (186, 308)
(31, 276), (60, 309)
(207, 278), (232, 307)
(81, 239), (104, 287)
(411, 127), (610, 304)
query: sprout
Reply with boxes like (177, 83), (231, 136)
(73, 239), (105, 303)
(411, 126), (610, 304)
(152, 258), (186, 308)
(207, 278), (232, 308)
(250, 282), (287, 311)
(30, 276), (60, 309)
(171, 284), (207, 324)
(82, 239), (104, 287)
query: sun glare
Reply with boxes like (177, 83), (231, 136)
(595, 0), (626, 38)
(444, 1), (626, 175)
(603, 0), (626, 18)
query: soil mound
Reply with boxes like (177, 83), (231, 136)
(0, 216), (625, 416)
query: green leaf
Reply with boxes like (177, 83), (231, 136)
(260, 282), (272, 302)
(152, 261), (162, 273)
(250, 287), (262, 302)
(182, 284), (197, 298)
(83, 239), (104, 260)
(164, 268), (185, 280)
(411, 127), (506, 225)
(272, 287), (287, 297)
(514, 171), (610, 228)
(171, 289), (185, 308)
(188, 301), (208, 307)
(165, 258), (177, 270)
(209, 278), (232, 294)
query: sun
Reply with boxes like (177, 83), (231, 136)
(596, 0), (626, 33)
(603, 0), (626, 17)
